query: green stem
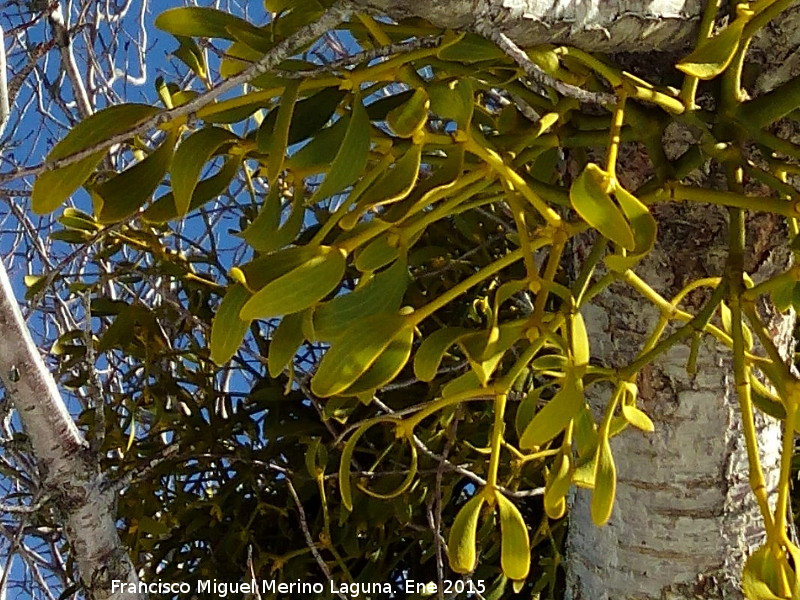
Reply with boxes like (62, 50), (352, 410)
(643, 183), (800, 218)
(738, 73), (800, 129)
(486, 393), (508, 493)
(727, 205), (776, 540)
(412, 249), (524, 323)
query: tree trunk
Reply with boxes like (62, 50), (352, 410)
(0, 258), (143, 600)
(355, 1), (800, 598)
(566, 207), (793, 600)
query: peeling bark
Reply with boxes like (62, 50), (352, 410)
(0, 258), (142, 600)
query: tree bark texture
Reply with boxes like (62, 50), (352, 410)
(354, 0), (706, 52)
(565, 207), (792, 600)
(0, 257), (142, 600)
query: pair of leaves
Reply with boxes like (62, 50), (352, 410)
(32, 104), (160, 214)
(209, 246), (346, 365)
(742, 543), (800, 600)
(448, 490), (530, 581)
(311, 312), (414, 397)
(239, 183), (305, 254)
(94, 123), (238, 223)
(239, 245), (347, 321)
(311, 258), (409, 341)
(143, 156), (241, 223)
(264, 258), (410, 377)
(570, 164), (656, 269)
(92, 130), (178, 223)
(414, 320), (525, 385)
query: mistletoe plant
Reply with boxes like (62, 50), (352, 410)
(23, 0), (800, 596)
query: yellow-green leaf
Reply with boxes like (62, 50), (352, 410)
(143, 156), (240, 223)
(496, 492), (531, 581)
(349, 143), (422, 216)
(267, 312), (305, 378)
(287, 114), (349, 174)
(258, 80), (301, 182)
(614, 185), (656, 253)
(312, 258), (409, 341)
(210, 284), (251, 365)
(520, 373), (584, 449)
(441, 370), (482, 398)
(239, 184), (305, 253)
(94, 130), (177, 223)
(341, 326), (415, 395)
(239, 246), (346, 320)
(676, 18), (746, 80)
(437, 32), (505, 63)
(354, 236), (401, 273)
(429, 79), (474, 130)
(621, 404), (655, 432)
(308, 96), (371, 203)
(544, 452), (572, 520)
(569, 312), (590, 367)
(515, 386), (548, 440)
(414, 327), (471, 382)
(604, 184), (657, 272)
(259, 86), (345, 146)
(448, 494), (485, 574)
(591, 436), (616, 526)
(171, 127), (238, 217)
(311, 313), (412, 397)
(570, 164), (635, 251)
(155, 7), (262, 41)
(238, 245), (320, 290)
(386, 88), (430, 138)
(32, 104), (159, 214)
(742, 545), (788, 600)
(58, 207), (99, 232)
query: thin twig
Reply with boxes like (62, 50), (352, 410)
(284, 476), (349, 600)
(473, 24), (615, 106)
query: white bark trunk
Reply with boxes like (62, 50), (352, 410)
(353, 0), (704, 51)
(565, 213), (792, 598)
(0, 258), (142, 600)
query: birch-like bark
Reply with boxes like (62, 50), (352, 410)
(352, 0), (704, 51)
(0, 257), (142, 600)
(565, 208), (792, 599)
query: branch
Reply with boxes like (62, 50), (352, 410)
(0, 25), (9, 139)
(0, 256), (142, 600)
(472, 24), (616, 106)
(0, 0), (353, 185)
